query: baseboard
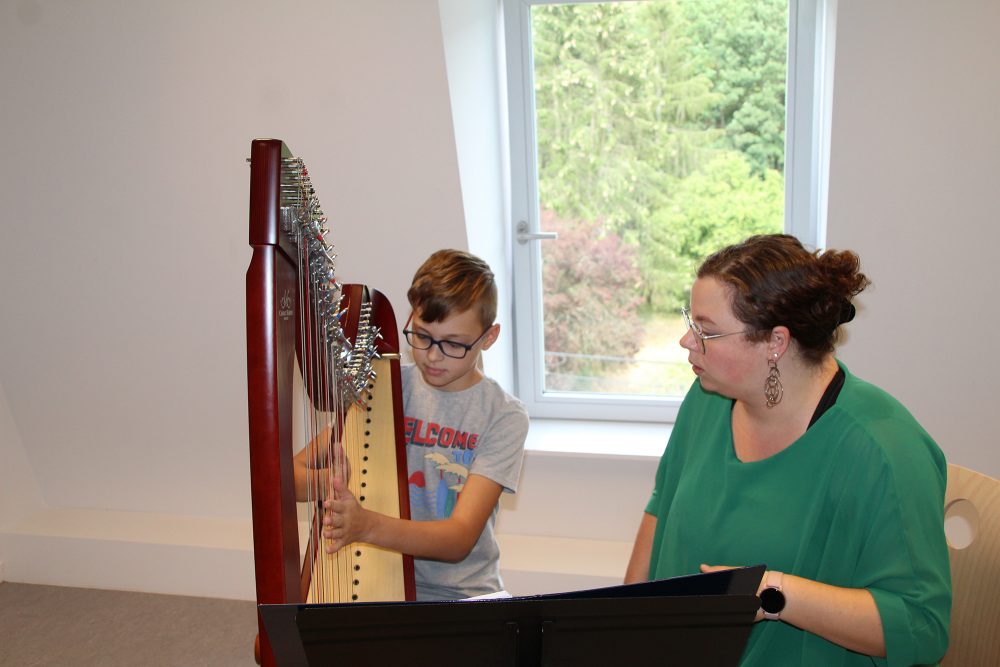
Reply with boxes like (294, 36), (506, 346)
(0, 508), (632, 601)
(0, 507), (257, 600)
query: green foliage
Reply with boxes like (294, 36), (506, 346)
(680, 0), (788, 174)
(532, 2), (718, 234)
(528, 0), (790, 380)
(640, 152), (784, 311)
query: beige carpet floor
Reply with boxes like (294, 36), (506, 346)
(0, 582), (258, 666)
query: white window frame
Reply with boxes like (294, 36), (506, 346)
(502, 0), (837, 422)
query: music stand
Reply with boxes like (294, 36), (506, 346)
(259, 565), (764, 666)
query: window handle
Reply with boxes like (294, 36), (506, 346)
(516, 220), (558, 245)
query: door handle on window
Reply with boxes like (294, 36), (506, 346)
(516, 220), (558, 244)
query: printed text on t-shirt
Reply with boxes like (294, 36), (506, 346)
(404, 416), (478, 449)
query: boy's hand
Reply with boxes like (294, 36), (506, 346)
(328, 439), (352, 484)
(313, 441), (352, 498)
(293, 430), (353, 502)
(321, 474), (370, 553)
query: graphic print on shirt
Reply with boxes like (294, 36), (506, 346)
(405, 415), (477, 519)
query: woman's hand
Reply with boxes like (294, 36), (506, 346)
(699, 563), (885, 657)
(700, 563), (766, 621)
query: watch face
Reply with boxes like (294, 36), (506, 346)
(759, 587), (786, 614)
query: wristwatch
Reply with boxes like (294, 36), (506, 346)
(759, 571), (786, 621)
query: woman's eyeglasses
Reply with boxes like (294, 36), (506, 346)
(681, 307), (747, 354)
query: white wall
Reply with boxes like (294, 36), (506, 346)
(828, 0), (1000, 478)
(1, 0), (998, 599)
(0, 379), (44, 533)
(0, 0), (466, 594)
(438, 0), (516, 392)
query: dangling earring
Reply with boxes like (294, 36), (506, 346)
(764, 354), (783, 408)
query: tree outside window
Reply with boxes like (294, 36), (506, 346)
(529, 0), (787, 398)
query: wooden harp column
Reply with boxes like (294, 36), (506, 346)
(246, 139), (414, 667)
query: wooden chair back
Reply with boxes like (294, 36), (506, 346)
(942, 463), (1000, 666)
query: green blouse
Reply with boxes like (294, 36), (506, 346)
(645, 362), (951, 666)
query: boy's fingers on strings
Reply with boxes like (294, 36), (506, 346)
(331, 470), (349, 500)
(308, 425), (335, 458)
(321, 510), (349, 553)
(329, 440), (352, 484)
(331, 438), (345, 458)
(322, 468), (335, 500)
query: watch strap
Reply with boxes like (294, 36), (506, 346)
(760, 570), (785, 621)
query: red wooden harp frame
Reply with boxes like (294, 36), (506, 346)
(245, 138), (415, 667)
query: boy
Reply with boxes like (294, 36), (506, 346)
(314, 249), (528, 601)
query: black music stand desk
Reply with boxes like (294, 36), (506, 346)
(259, 565), (764, 667)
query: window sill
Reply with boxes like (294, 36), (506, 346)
(523, 418), (670, 460)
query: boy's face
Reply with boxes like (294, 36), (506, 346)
(407, 307), (498, 393)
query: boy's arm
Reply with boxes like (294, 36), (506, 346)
(293, 445), (327, 502)
(292, 426), (350, 502)
(322, 473), (503, 562)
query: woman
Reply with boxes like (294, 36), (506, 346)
(625, 235), (950, 666)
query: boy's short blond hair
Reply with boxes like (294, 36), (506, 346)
(407, 249), (497, 328)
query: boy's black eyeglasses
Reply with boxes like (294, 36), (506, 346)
(402, 327), (492, 359)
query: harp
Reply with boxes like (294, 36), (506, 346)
(245, 139), (415, 667)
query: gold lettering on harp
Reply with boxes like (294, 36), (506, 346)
(278, 289), (294, 321)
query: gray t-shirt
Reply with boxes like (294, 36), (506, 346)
(401, 364), (528, 601)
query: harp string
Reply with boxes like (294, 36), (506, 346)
(305, 239), (328, 601)
(302, 231), (351, 604)
(295, 210), (322, 602)
(280, 153), (378, 605)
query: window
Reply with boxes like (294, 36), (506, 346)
(502, 0), (835, 421)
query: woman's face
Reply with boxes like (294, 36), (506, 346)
(681, 276), (768, 400)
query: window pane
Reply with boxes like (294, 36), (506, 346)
(531, 0), (786, 397)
